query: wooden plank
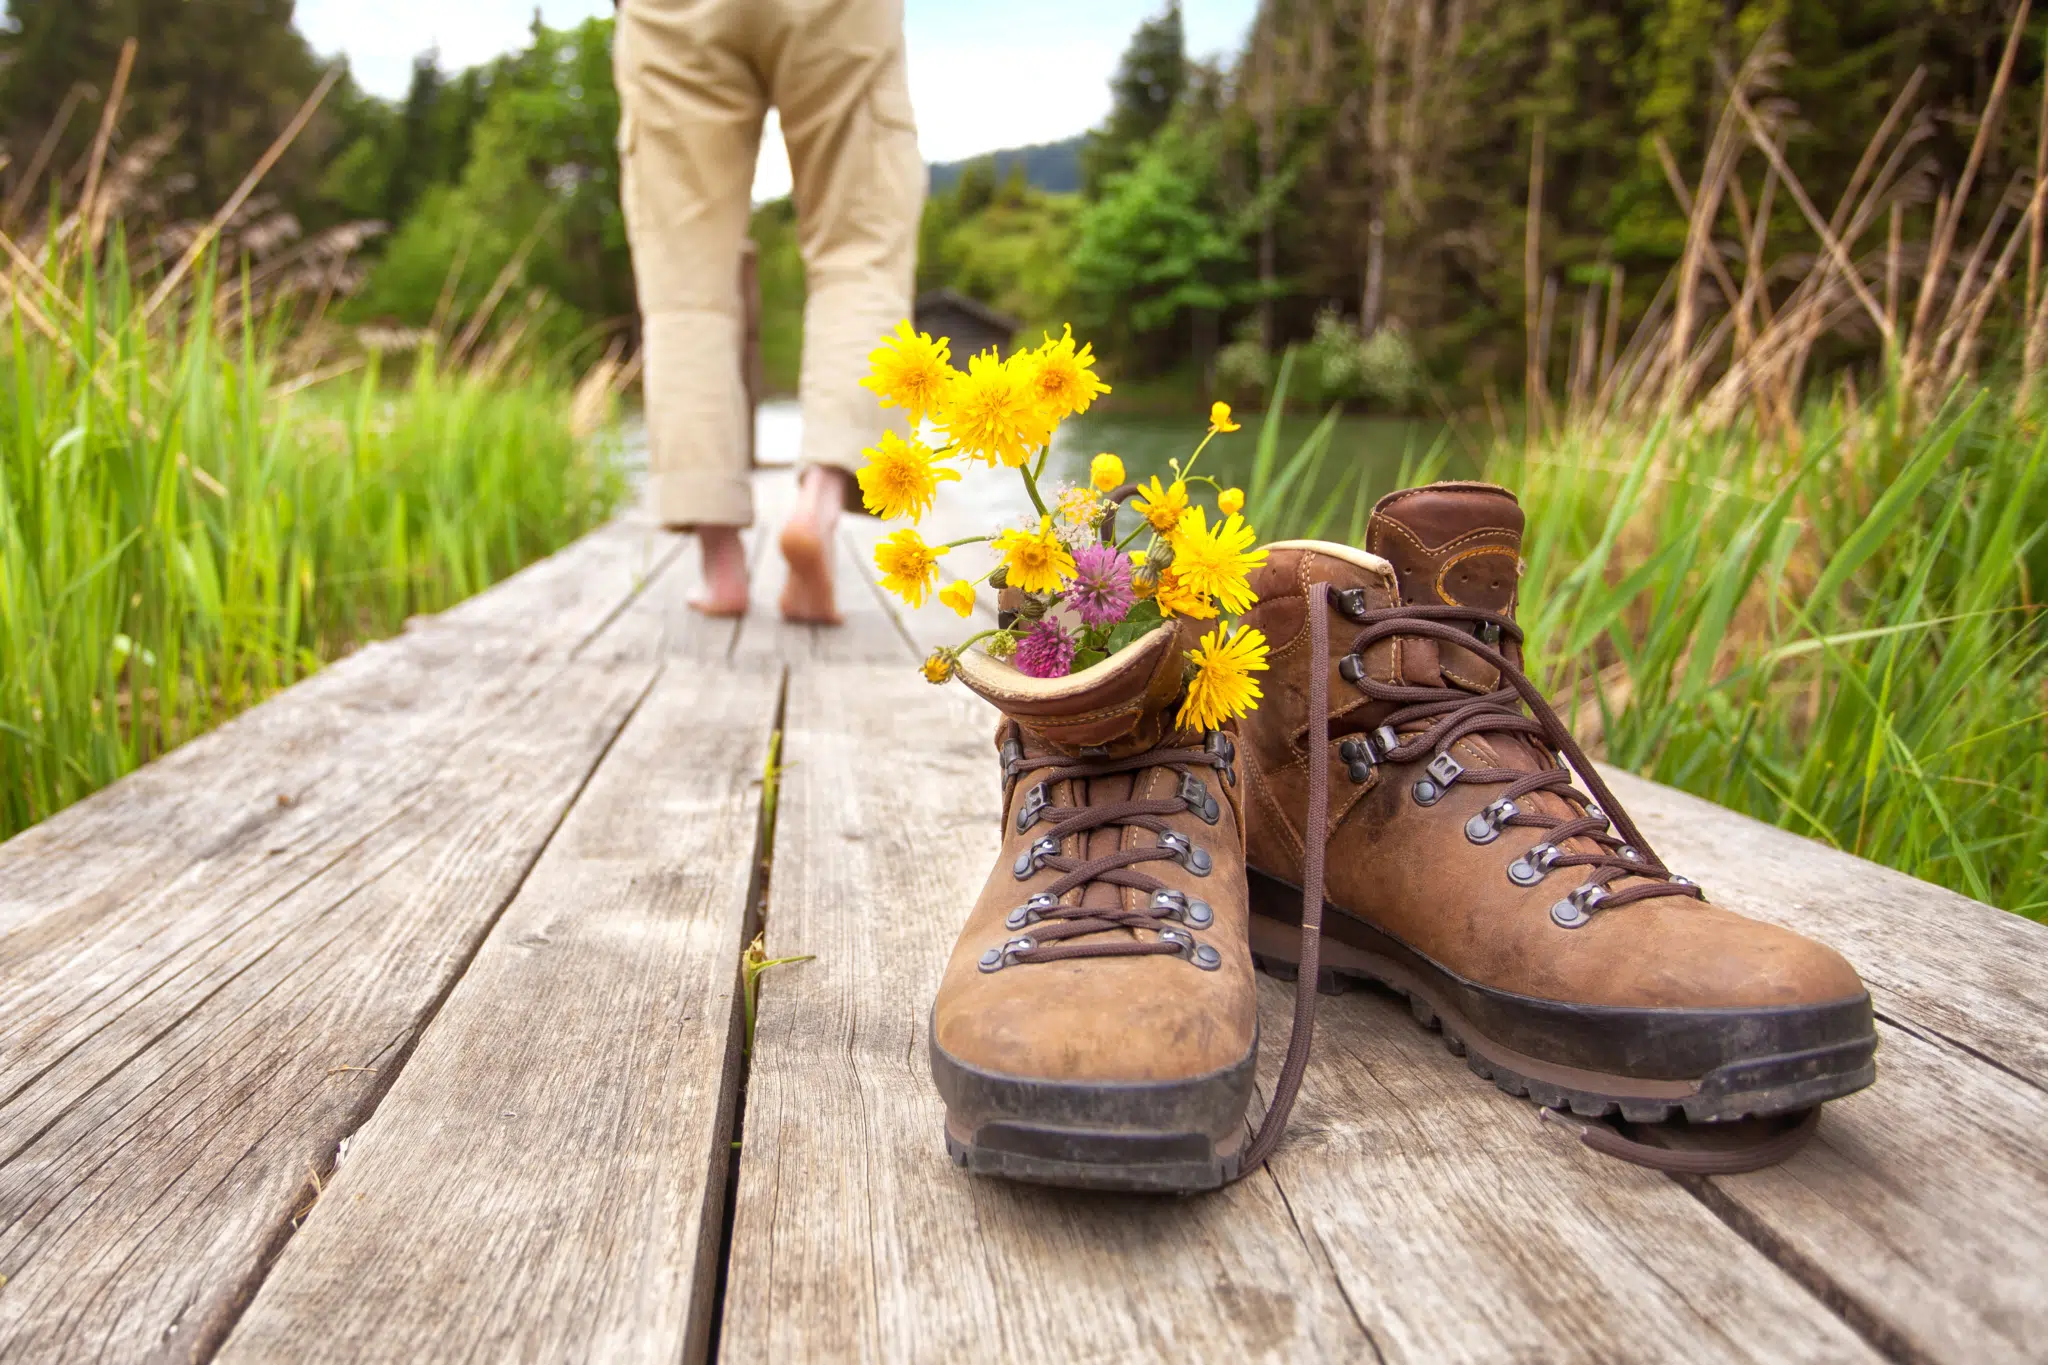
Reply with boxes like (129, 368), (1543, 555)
(1602, 768), (2048, 1084)
(720, 663), (1373, 1362)
(1597, 768), (2048, 1364)
(1255, 979), (1885, 1364)
(0, 536), (693, 1361)
(1679, 1017), (2048, 1365)
(218, 658), (779, 1364)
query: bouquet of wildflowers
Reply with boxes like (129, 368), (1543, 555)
(855, 321), (1271, 732)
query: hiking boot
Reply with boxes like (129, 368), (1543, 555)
(931, 619), (1330, 1192)
(1235, 483), (1877, 1164)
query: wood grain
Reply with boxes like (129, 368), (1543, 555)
(1254, 980), (1883, 1364)
(218, 659), (778, 1364)
(720, 663), (1370, 1363)
(0, 532), (688, 1361)
(1681, 1016), (2048, 1365)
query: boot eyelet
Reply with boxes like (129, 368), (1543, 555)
(1005, 892), (1059, 930)
(1550, 883), (1606, 929)
(1192, 943), (1222, 970)
(1414, 752), (1463, 805)
(1338, 653), (1364, 683)
(1465, 798), (1518, 844)
(1013, 836), (1060, 879)
(979, 935), (1036, 972)
(1178, 772), (1221, 824)
(1333, 587), (1370, 619)
(1157, 831), (1212, 875)
(1205, 731), (1238, 785)
(1016, 782), (1050, 833)
(1150, 888), (1213, 928)
(1618, 845), (1642, 861)
(1508, 843), (1560, 886)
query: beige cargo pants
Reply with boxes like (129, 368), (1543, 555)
(615, 0), (924, 528)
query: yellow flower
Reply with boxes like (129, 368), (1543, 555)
(937, 349), (1053, 467)
(1023, 323), (1111, 422)
(1169, 507), (1266, 615)
(1132, 475), (1190, 533)
(1130, 551), (1157, 599)
(921, 649), (957, 684)
(1154, 564), (1218, 619)
(874, 528), (944, 608)
(1218, 486), (1245, 516)
(939, 579), (976, 618)
(1090, 452), (1125, 491)
(1177, 625), (1270, 731)
(861, 320), (954, 426)
(1209, 401), (1241, 433)
(993, 515), (1077, 594)
(1057, 484), (1105, 527)
(856, 430), (958, 522)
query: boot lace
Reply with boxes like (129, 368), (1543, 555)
(1333, 602), (1704, 922)
(991, 738), (1237, 971)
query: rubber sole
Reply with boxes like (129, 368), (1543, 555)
(1247, 870), (1877, 1124)
(929, 1014), (1254, 1193)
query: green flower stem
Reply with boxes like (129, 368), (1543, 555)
(1019, 459), (1052, 518)
(941, 534), (992, 549)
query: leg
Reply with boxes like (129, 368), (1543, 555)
(615, 1), (765, 615)
(763, 0), (925, 624)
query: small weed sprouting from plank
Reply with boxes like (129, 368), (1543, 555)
(740, 719), (813, 1050)
(741, 929), (814, 1053)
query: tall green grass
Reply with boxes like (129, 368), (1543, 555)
(1, 248), (624, 839)
(1249, 378), (2048, 917)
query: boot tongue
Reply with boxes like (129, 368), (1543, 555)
(1365, 482), (1524, 692)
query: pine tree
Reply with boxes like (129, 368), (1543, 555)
(0, 0), (336, 220)
(1081, 2), (1187, 198)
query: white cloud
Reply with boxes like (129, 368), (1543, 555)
(294, 0), (1258, 202)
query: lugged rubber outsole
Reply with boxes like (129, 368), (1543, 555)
(929, 1014), (1254, 1194)
(1247, 873), (1877, 1125)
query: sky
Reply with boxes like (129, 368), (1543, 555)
(292, 0), (1260, 201)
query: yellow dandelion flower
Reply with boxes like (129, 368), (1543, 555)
(874, 528), (944, 608)
(1218, 486), (1244, 516)
(1090, 452), (1125, 491)
(1154, 564), (1218, 619)
(1023, 323), (1111, 423)
(993, 515), (1077, 595)
(861, 320), (954, 426)
(1208, 401), (1241, 433)
(1129, 551), (1157, 599)
(938, 579), (976, 618)
(1132, 475), (1190, 533)
(938, 349), (1053, 467)
(1057, 484), (1105, 527)
(856, 430), (958, 522)
(1169, 507), (1267, 615)
(921, 649), (957, 684)
(1177, 625), (1270, 731)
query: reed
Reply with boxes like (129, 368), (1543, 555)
(0, 237), (624, 839)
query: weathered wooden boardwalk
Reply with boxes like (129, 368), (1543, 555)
(4, 468), (2046, 1363)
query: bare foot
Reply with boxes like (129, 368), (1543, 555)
(688, 525), (749, 617)
(778, 467), (848, 626)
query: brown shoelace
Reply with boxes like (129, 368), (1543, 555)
(993, 582), (1336, 1180)
(1335, 602), (1704, 918)
(1329, 600), (1816, 1173)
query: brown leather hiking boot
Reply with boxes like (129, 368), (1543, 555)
(1235, 483), (1877, 1168)
(931, 620), (1334, 1192)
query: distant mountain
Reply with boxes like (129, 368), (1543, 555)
(929, 135), (1085, 195)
